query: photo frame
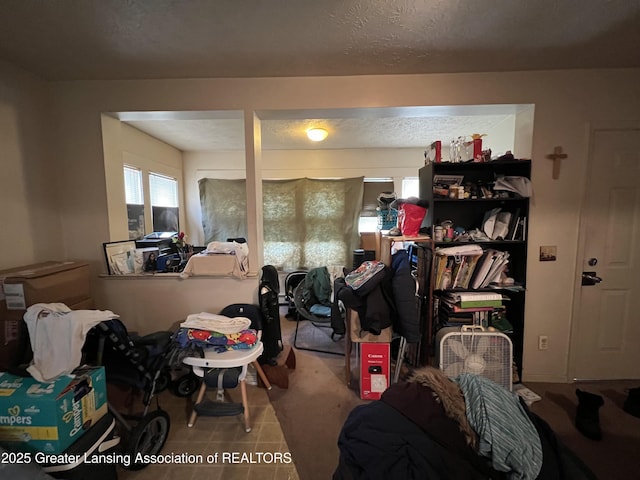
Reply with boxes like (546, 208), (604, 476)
(103, 240), (137, 275)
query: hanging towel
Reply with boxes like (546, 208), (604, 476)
(23, 303), (119, 382)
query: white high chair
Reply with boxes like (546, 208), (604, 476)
(183, 342), (271, 431)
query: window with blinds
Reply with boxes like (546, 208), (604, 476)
(124, 166), (143, 205)
(150, 173), (179, 233)
(149, 173), (178, 207)
(124, 166), (145, 239)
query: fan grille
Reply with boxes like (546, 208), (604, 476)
(437, 329), (513, 391)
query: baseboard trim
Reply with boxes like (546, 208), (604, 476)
(521, 373), (569, 383)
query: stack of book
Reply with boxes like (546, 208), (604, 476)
(469, 249), (510, 289)
(506, 208), (527, 241)
(482, 207), (527, 241)
(434, 245), (510, 290)
(433, 244), (484, 290)
(437, 291), (504, 327)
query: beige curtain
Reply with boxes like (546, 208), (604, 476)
(199, 177), (364, 269)
(199, 178), (248, 243)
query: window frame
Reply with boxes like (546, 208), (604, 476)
(357, 177), (420, 233)
(123, 166), (182, 239)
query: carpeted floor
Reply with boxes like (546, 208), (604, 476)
(289, 319), (345, 356)
(269, 314), (364, 480)
(270, 311), (640, 480)
(526, 380), (640, 480)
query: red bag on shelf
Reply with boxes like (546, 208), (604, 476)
(398, 202), (427, 237)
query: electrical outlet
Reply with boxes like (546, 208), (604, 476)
(538, 335), (549, 351)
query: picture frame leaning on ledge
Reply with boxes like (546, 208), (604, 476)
(103, 240), (137, 275)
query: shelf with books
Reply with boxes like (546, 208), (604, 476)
(420, 158), (530, 380)
(434, 240), (526, 247)
(433, 197), (527, 203)
(433, 245), (524, 290)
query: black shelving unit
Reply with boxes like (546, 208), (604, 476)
(419, 159), (531, 380)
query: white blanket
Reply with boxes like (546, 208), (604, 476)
(180, 241), (249, 278)
(180, 312), (251, 334)
(24, 303), (119, 382)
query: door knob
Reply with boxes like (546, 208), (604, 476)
(588, 258), (598, 266)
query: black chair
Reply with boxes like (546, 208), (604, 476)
(292, 268), (345, 356)
(284, 270), (307, 319)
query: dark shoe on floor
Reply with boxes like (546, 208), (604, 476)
(623, 387), (640, 418)
(575, 388), (604, 440)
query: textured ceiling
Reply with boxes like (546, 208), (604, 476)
(120, 106), (523, 151)
(2, 0), (637, 150)
(1, 0), (639, 80)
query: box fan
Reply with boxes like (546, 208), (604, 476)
(436, 325), (513, 391)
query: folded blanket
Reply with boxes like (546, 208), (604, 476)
(181, 312), (251, 334)
(175, 327), (258, 352)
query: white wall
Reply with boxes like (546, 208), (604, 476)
(101, 116), (184, 242)
(0, 60), (63, 270)
(181, 114), (519, 245)
(1, 68), (636, 382)
(183, 147), (427, 246)
(97, 275), (256, 335)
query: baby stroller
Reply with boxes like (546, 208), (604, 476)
(82, 319), (201, 470)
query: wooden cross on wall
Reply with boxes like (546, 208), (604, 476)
(546, 146), (567, 180)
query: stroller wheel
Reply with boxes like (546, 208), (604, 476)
(169, 373), (202, 397)
(154, 370), (171, 394)
(124, 409), (170, 470)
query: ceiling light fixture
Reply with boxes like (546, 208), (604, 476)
(306, 127), (328, 142)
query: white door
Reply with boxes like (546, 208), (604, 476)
(571, 128), (640, 380)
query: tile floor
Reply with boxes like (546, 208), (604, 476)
(116, 379), (299, 480)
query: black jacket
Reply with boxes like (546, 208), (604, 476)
(390, 250), (421, 343)
(334, 383), (598, 480)
(334, 401), (493, 480)
(332, 266), (395, 337)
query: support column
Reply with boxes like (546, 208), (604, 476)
(244, 111), (264, 272)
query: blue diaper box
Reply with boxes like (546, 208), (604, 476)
(0, 366), (108, 454)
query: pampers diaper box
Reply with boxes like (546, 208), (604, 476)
(0, 366), (107, 454)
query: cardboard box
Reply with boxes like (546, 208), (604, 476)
(0, 302), (31, 370)
(0, 297), (96, 371)
(0, 262), (93, 370)
(69, 298), (96, 311)
(0, 261), (91, 311)
(360, 342), (390, 400)
(0, 317), (22, 371)
(0, 366), (108, 454)
(360, 232), (380, 260)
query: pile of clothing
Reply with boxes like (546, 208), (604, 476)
(332, 252), (421, 343)
(174, 312), (258, 352)
(23, 303), (119, 382)
(334, 368), (597, 480)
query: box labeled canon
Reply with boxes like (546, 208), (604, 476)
(0, 366), (108, 454)
(360, 342), (390, 400)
